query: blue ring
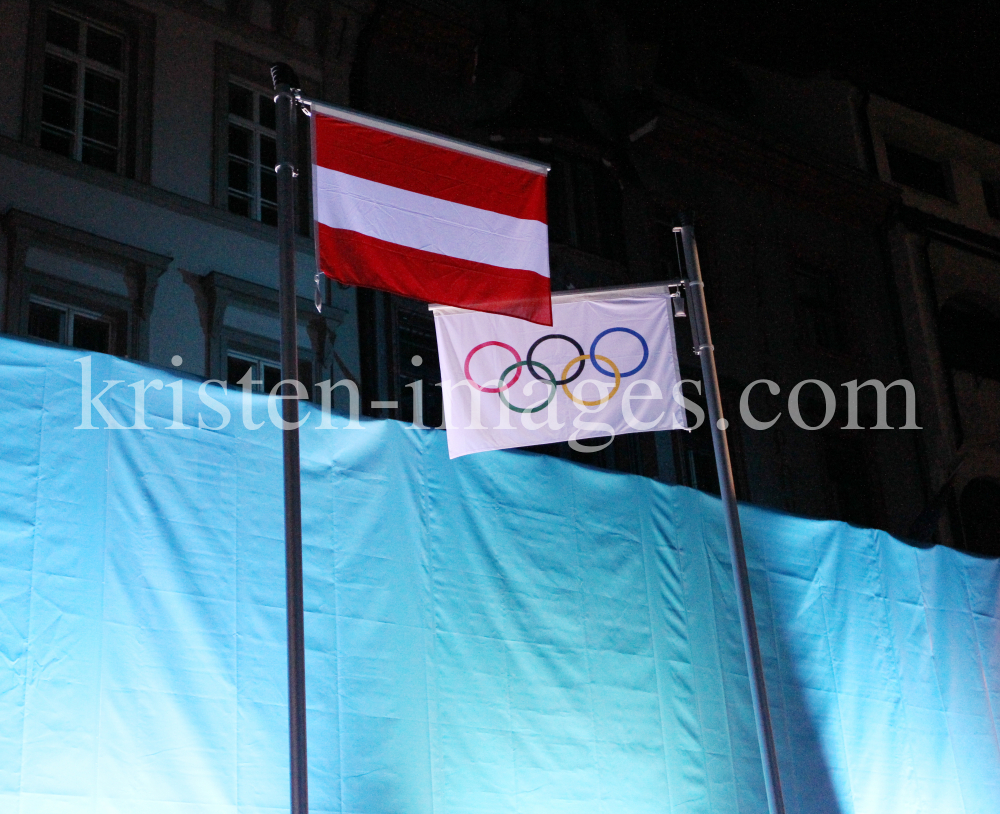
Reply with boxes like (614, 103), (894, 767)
(589, 327), (649, 377)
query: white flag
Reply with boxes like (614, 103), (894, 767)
(433, 292), (687, 459)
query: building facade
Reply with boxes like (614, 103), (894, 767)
(0, 0), (358, 406)
(869, 95), (1000, 553)
(2, 0), (995, 552)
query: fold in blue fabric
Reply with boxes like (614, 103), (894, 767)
(0, 336), (997, 813)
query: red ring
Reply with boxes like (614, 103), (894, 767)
(464, 341), (522, 393)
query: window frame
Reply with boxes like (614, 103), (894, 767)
(212, 45), (317, 235)
(882, 141), (955, 202)
(192, 271), (345, 402)
(26, 292), (121, 354)
(39, 8), (128, 172)
(667, 367), (750, 499)
(983, 177), (1000, 221)
(358, 290), (445, 424)
(957, 476), (1000, 557)
(23, 0), (155, 182)
(225, 78), (279, 225)
(2, 209), (170, 359)
(791, 261), (850, 358)
(226, 347), (283, 394)
(224, 330), (314, 395)
(818, 426), (884, 529)
(547, 149), (626, 262)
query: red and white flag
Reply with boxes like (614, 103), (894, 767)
(310, 103), (552, 325)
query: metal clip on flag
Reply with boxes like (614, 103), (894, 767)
(305, 99), (553, 325)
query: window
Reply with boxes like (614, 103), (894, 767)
(27, 296), (115, 352)
(357, 292), (443, 425)
(2, 209), (169, 359)
(40, 8), (124, 171)
(548, 152), (625, 262)
(822, 433), (877, 528)
(793, 264), (846, 354)
(25, 0), (154, 180)
(225, 350), (314, 394)
(227, 352), (281, 393)
(938, 298), (1000, 381)
(395, 307), (442, 428)
(193, 271), (345, 403)
(673, 419), (720, 494)
(667, 369), (750, 497)
(213, 45), (317, 234)
(655, 365), (748, 496)
(226, 81), (278, 226)
(959, 478), (1000, 557)
(360, 1), (479, 85)
(983, 178), (1000, 220)
(884, 143), (953, 200)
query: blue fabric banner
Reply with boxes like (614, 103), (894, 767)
(0, 336), (997, 813)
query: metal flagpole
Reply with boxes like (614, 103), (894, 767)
(271, 62), (309, 814)
(675, 213), (786, 814)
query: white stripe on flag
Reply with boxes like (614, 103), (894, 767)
(314, 166), (550, 276)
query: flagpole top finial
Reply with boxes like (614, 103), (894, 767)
(271, 62), (299, 91)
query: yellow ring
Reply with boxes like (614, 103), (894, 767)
(561, 355), (621, 406)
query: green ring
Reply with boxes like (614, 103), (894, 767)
(497, 360), (557, 414)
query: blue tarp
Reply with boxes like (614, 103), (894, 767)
(1, 335), (998, 814)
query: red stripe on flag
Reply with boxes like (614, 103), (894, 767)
(314, 114), (547, 223)
(317, 223), (553, 326)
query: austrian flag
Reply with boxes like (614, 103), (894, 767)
(310, 103), (552, 325)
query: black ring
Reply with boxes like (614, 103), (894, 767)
(526, 334), (586, 385)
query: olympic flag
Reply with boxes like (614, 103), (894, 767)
(433, 290), (687, 458)
(310, 103), (552, 325)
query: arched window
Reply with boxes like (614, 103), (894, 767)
(959, 477), (1000, 557)
(938, 298), (1000, 381)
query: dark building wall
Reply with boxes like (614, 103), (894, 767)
(868, 97), (1000, 554)
(342, 0), (927, 537)
(627, 120), (921, 529)
(4, 0), (994, 548)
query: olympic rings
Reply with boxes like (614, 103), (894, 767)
(465, 341), (522, 393)
(462, 327), (650, 411)
(497, 360), (557, 413)
(561, 355), (621, 406)
(590, 327), (648, 378)
(527, 334), (585, 385)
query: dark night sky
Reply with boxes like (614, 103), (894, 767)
(636, 1), (1000, 143)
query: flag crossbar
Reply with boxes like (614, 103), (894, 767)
(301, 95), (550, 176)
(427, 280), (685, 315)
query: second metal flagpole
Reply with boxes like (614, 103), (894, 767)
(272, 62), (309, 814)
(675, 214), (786, 814)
